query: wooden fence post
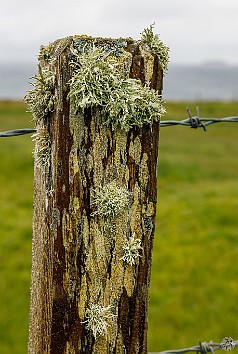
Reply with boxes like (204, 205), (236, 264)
(26, 29), (168, 354)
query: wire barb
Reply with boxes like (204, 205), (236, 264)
(154, 339), (238, 354)
(186, 106), (207, 131)
(0, 107), (238, 137)
(160, 107), (238, 130)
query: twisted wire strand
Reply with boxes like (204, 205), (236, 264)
(160, 107), (238, 131)
(0, 128), (36, 137)
(0, 108), (238, 137)
(160, 116), (238, 130)
(149, 339), (238, 354)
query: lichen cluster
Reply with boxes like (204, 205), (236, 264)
(25, 24), (168, 132)
(83, 304), (115, 338)
(120, 234), (142, 266)
(141, 23), (169, 73)
(31, 129), (51, 169)
(91, 181), (131, 218)
(24, 66), (56, 122)
(38, 43), (54, 63)
(69, 46), (165, 131)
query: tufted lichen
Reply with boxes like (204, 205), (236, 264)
(120, 233), (142, 266)
(68, 46), (165, 131)
(141, 23), (169, 73)
(24, 66), (56, 122)
(69, 47), (118, 110)
(91, 181), (131, 218)
(82, 304), (115, 338)
(32, 129), (51, 169)
(38, 43), (55, 63)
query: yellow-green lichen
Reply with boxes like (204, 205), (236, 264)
(114, 128), (128, 180)
(113, 50), (133, 78)
(69, 104), (85, 147)
(139, 153), (149, 188)
(82, 211), (90, 250)
(129, 135), (142, 165)
(142, 201), (155, 216)
(124, 265), (136, 297)
(78, 274), (87, 319)
(65, 341), (76, 354)
(91, 221), (108, 275)
(138, 43), (155, 84)
(115, 330), (126, 354)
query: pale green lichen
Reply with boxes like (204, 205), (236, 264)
(68, 47), (118, 109)
(32, 129), (51, 168)
(38, 43), (54, 62)
(120, 233), (142, 266)
(91, 181), (131, 218)
(141, 23), (169, 73)
(68, 46), (165, 131)
(24, 66), (56, 122)
(82, 304), (115, 338)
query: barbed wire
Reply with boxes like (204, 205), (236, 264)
(149, 338), (238, 354)
(160, 107), (238, 131)
(0, 128), (36, 137)
(1, 110), (237, 354)
(0, 107), (238, 137)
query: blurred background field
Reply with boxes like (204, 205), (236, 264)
(0, 100), (238, 353)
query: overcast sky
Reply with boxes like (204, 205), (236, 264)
(1, 0), (238, 65)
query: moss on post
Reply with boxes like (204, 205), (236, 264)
(27, 27), (168, 354)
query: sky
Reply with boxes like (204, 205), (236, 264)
(0, 0), (238, 65)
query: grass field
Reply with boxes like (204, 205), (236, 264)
(0, 100), (238, 353)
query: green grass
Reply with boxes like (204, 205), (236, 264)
(149, 101), (238, 351)
(0, 101), (34, 353)
(0, 100), (238, 353)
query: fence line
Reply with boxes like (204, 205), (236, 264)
(149, 339), (238, 354)
(0, 108), (238, 137)
(160, 107), (238, 130)
(1, 106), (237, 351)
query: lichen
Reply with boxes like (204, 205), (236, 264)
(141, 23), (169, 73)
(32, 128), (51, 169)
(120, 233), (142, 266)
(82, 303), (115, 338)
(38, 43), (55, 63)
(68, 46), (165, 131)
(129, 135), (142, 165)
(24, 66), (56, 122)
(72, 35), (129, 57)
(91, 181), (131, 218)
(139, 153), (149, 188)
(138, 43), (155, 83)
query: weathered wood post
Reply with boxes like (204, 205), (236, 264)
(26, 26), (168, 354)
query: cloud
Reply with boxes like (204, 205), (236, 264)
(0, 0), (238, 64)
